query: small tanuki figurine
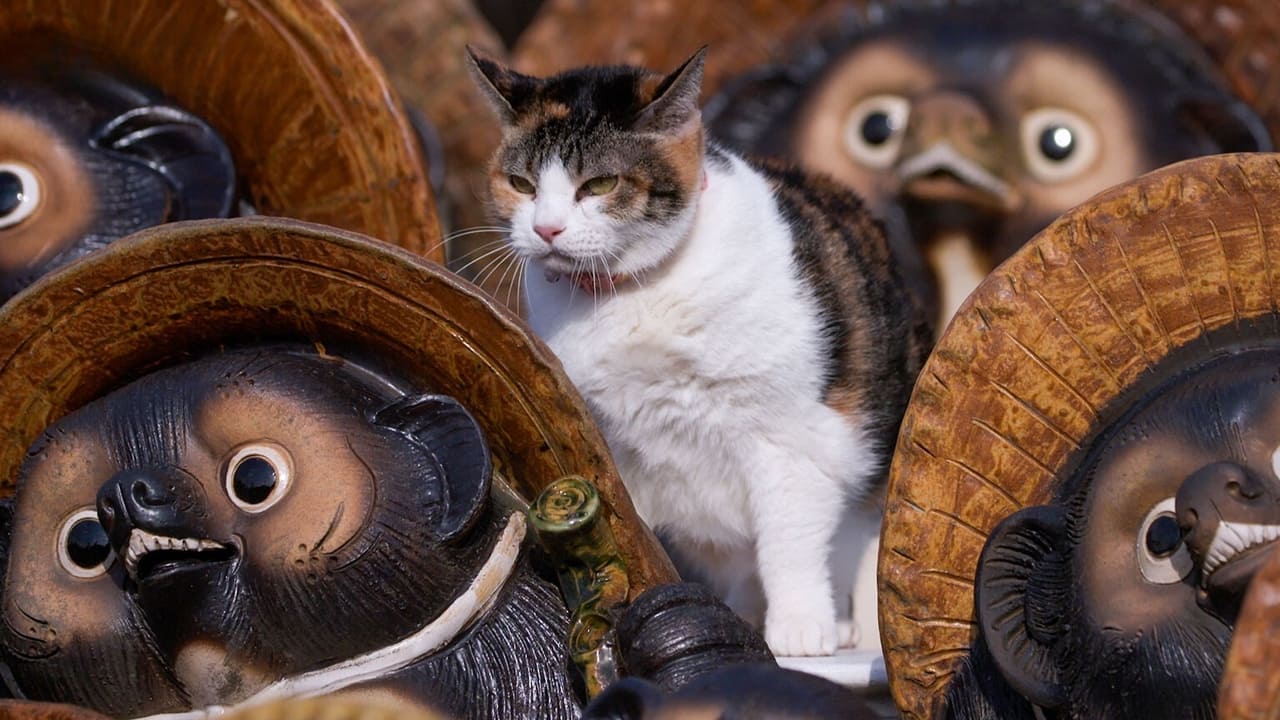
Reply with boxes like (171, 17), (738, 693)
(3, 349), (580, 718)
(0, 0), (438, 301)
(878, 153), (1280, 720)
(705, 0), (1273, 330)
(0, 218), (784, 719)
(0, 52), (234, 299)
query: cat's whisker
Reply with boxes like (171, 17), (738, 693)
(453, 243), (516, 277)
(469, 250), (514, 294)
(567, 258), (584, 307)
(448, 239), (511, 273)
(472, 247), (517, 293)
(423, 226), (511, 259)
(506, 257), (529, 312)
(590, 256), (601, 318)
(604, 249), (628, 297)
(445, 226), (511, 241)
(494, 252), (523, 312)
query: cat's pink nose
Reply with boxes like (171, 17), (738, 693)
(534, 224), (564, 244)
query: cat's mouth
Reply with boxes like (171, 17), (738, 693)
(539, 249), (588, 275)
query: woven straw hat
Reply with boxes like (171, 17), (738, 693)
(0, 0), (441, 260)
(879, 152), (1280, 719)
(0, 216), (676, 592)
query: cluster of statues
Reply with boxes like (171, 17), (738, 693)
(2, 1), (1280, 719)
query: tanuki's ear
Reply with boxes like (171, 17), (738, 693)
(633, 46), (707, 134)
(466, 46), (537, 127)
(91, 104), (236, 219)
(976, 504), (1071, 709)
(1177, 95), (1273, 154)
(373, 394), (491, 542)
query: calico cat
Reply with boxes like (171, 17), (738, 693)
(468, 47), (929, 656)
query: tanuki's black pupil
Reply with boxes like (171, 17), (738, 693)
(233, 456), (277, 505)
(861, 111), (895, 146)
(67, 519), (111, 569)
(1039, 125), (1075, 161)
(1145, 515), (1182, 557)
(0, 171), (23, 216)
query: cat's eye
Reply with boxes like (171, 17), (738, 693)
(509, 174), (536, 195)
(582, 175), (619, 196)
(0, 162), (41, 230)
(1020, 107), (1100, 183)
(1136, 497), (1193, 584)
(224, 443), (292, 513)
(57, 508), (115, 578)
(843, 94), (910, 169)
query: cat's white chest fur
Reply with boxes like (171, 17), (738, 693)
(524, 154), (878, 656)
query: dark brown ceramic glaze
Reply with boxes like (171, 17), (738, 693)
(0, 0), (441, 261)
(3, 349), (582, 717)
(880, 152), (1280, 719)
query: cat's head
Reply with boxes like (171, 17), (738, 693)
(469, 48), (707, 278)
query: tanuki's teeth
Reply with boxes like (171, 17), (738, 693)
(1202, 521), (1280, 582)
(122, 529), (229, 580)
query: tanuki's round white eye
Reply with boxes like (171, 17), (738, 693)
(843, 94), (911, 169)
(0, 162), (41, 230)
(1136, 497), (1193, 585)
(1020, 107), (1100, 183)
(57, 508), (115, 579)
(224, 443), (292, 513)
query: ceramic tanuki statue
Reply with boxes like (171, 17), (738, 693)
(878, 153), (1280, 720)
(706, 0), (1272, 330)
(0, 52), (235, 298)
(0, 349), (581, 719)
(947, 347), (1280, 718)
(0, 0), (439, 301)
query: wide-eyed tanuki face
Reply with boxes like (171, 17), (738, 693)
(0, 350), (499, 717)
(0, 40), (235, 300)
(965, 349), (1280, 719)
(707, 1), (1269, 332)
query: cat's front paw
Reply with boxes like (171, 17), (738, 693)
(764, 613), (839, 657)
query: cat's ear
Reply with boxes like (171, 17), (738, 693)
(465, 46), (535, 126)
(633, 46), (707, 135)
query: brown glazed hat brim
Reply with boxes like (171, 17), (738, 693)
(0, 0), (441, 260)
(0, 216), (676, 595)
(880, 152), (1280, 719)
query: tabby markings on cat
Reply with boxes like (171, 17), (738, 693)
(469, 47), (928, 656)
